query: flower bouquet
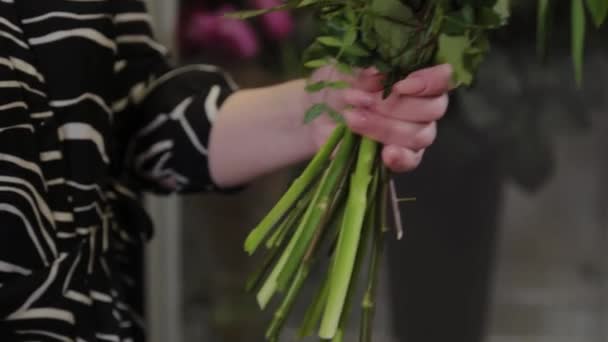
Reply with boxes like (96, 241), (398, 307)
(229, 0), (607, 340)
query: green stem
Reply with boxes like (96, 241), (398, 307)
(303, 141), (357, 263)
(265, 214), (292, 250)
(247, 186), (317, 293)
(297, 271), (331, 338)
(297, 187), (350, 338)
(359, 235), (384, 342)
(257, 131), (356, 308)
(332, 202), (373, 341)
(323, 181), (351, 259)
(248, 185), (318, 293)
(389, 179), (405, 240)
(266, 188), (314, 250)
(245, 124), (346, 255)
(360, 166), (389, 342)
(245, 245), (282, 293)
(319, 136), (378, 339)
(276, 132), (357, 291)
(332, 164), (381, 342)
(265, 265), (310, 341)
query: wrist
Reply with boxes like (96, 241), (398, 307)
(209, 79), (320, 186)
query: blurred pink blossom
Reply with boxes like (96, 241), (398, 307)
(182, 5), (260, 59)
(250, 0), (294, 41)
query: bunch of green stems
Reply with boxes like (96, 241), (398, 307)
(245, 125), (392, 341)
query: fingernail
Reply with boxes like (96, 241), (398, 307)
(388, 149), (400, 166)
(383, 147), (401, 170)
(396, 76), (426, 95)
(361, 67), (381, 76)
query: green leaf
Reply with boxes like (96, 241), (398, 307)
(326, 107), (345, 123)
(462, 5), (475, 24)
(327, 81), (350, 89)
(477, 8), (503, 27)
(477, 0), (510, 25)
(435, 34), (474, 86)
(345, 6), (356, 22)
(369, 0), (414, 22)
(572, 0), (586, 86)
(304, 103), (328, 123)
(493, 0), (511, 21)
(336, 62), (354, 75)
(305, 81), (350, 93)
(586, 0), (608, 27)
(298, 0), (335, 7)
(304, 58), (331, 68)
(368, 0), (415, 61)
(537, 0), (550, 57)
(343, 28), (357, 47)
(317, 36), (344, 48)
(343, 43), (371, 57)
(225, 5), (288, 19)
(226, 0), (316, 19)
(298, 0), (318, 6)
(373, 60), (391, 73)
(317, 35), (370, 59)
(305, 81), (329, 92)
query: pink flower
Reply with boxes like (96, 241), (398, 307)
(182, 5), (260, 59)
(250, 0), (294, 41)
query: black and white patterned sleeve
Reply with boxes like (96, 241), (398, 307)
(110, 0), (238, 194)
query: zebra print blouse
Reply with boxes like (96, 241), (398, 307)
(0, 0), (236, 340)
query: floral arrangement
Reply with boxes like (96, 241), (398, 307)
(223, 0), (608, 341)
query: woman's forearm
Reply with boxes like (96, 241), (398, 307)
(208, 79), (316, 187)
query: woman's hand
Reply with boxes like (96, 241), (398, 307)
(307, 64), (452, 172)
(209, 64), (451, 187)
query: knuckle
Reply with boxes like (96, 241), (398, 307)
(410, 135), (429, 150)
(407, 124), (435, 149)
(384, 146), (421, 173)
(340, 89), (354, 104)
(416, 133), (433, 149)
(429, 95), (449, 118)
(347, 112), (380, 139)
(408, 135), (423, 150)
(377, 119), (394, 142)
(344, 112), (365, 131)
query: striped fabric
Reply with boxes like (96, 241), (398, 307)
(0, 0), (237, 340)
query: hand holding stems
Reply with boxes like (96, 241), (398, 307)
(207, 64), (452, 187)
(308, 63), (452, 172)
(207, 63), (452, 340)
